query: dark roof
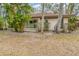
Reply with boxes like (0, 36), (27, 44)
(31, 13), (73, 19)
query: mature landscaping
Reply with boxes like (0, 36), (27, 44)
(0, 3), (79, 55)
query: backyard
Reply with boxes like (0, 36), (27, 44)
(0, 30), (79, 55)
(0, 3), (79, 56)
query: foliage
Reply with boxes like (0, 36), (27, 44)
(3, 4), (16, 28)
(3, 3), (32, 32)
(67, 3), (74, 15)
(44, 20), (49, 31)
(0, 16), (4, 30)
(12, 14), (31, 32)
(67, 3), (77, 32)
(68, 16), (77, 31)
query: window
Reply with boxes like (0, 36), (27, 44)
(26, 20), (37, 28)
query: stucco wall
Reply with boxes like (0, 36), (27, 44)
(48, 18), (68, 31)
(48, 19), (57, 31)
(64, 18), (68, 23)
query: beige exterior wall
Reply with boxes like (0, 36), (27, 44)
(27, 18), (68, 32)
(64, 18), (68, 23)
(48, 19), (57, 31)
(48, 18), (68, 31)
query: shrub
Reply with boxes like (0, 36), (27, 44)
(0, 16), (4, 30)
(12, 14), (30, 32)
(4, 4), (32, 32)
(44, 19), (49, 31)
(68, 16), (77, 31)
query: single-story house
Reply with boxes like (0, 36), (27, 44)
(25, 12), (72, 32)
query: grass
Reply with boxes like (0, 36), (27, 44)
(0, 30), (79, 55)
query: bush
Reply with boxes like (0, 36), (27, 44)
(68, 16), (77, 31)
(12, 14), (30, 32)
(0, 16), (4, 30)
(44, 20), (49, 31)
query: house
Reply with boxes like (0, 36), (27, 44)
(26, 12), (72, 32)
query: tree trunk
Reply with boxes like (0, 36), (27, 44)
(54, 3), (64, 33)
(68, 3), (74, 32)
(41, 3), (45, 33)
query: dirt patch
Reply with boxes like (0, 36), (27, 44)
(0, 30), (79, 55)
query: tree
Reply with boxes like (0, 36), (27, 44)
(32, 3), (60, 32)
(3, 4), (15, 28)
(67, 3), (74, 15)
(4, 3), (32, 32)
(0, 4), (7, 30)
(40, 3), (65, 33)
(41, 3), (45, 33)
(67, 3), (77, 32)
(32, 3), (59, 14)
(54, 3), (64, 33)
(0, 16), (4, 30)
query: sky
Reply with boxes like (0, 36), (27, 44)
(30, 3), (40, 8)
(0, 0), (78, 3)
(29, 3), (79, 16)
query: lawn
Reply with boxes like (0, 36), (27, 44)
(0, 30), (79, 56)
